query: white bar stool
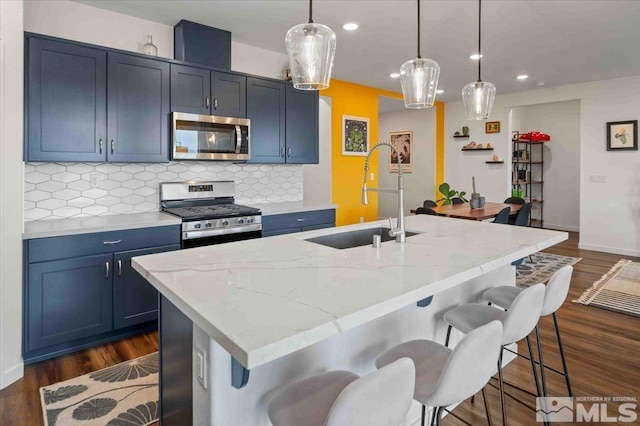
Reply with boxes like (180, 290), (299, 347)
(267, 358), (415, 426)
(375, 321), (503, 426)
(443, 283), (546, 426)
(482, 265), (574, 397)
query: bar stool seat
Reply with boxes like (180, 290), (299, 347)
(268, 358), (415, 426)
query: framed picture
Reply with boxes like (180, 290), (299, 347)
(389, 131), (413, 173)
(485, 121), (500, 134)
(342, 115), (369, 156)
(607, 120), (638, 151)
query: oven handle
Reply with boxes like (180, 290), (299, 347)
(183, 224), (262, 240)
(235, 125), (242, 154)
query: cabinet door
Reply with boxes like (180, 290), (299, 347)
(285, 85), (319, 164)
(26, 254), (113, 351)
(113, 244), (180, 329)
(107, 53), (170, 162)
(211, 71), (246, 118)
(26, 38), (107, 162)
(247, 77), (286, 163)
(170, 64), (211, 115)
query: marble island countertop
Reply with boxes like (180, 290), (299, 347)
(132, 215), (566, 370)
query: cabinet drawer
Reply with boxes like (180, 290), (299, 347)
(262, 209), (335, 233)
(28, 225), (180, 263)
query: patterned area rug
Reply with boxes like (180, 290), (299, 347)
(40, 352), (159, 426)
(574, 259), (640, 317)
(516, 252), (582, 288)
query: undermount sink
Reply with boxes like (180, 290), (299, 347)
(305, 227), (421, 250)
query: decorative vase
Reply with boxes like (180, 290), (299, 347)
(142, 35), (158, 56)
(470, 193), (480, 209)
(462, 126), (469, 136)
(478, 196), (485, 208)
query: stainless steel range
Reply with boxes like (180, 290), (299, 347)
(160, 181), (262, 249)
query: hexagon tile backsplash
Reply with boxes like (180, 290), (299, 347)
(24, 162), (303, 221)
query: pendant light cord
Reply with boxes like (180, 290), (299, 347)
(477, 0), (482, 82)
(308, 0), (314, 23)
(417, 0), (421, 59)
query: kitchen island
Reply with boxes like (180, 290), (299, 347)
(133, 214), (566, 425)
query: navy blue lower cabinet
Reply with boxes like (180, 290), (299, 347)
(113, 244), (180, 329)
(262, 209), (336, 237)
(26, 254), (113, 351)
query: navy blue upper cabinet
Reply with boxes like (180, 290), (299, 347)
(285, 86), (319, 164)
(107, 53), (170, 162)
(170, 64), (211, 115)
(211, 71), (246, 118)
(247, 77), (286, 163)
(26, 38), (107, 162)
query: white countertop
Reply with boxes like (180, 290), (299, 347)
(23, 212), (182, 239)
(248, 201), (337, 216)
(133, 215), (566, 370)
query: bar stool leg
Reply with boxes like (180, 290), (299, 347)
(534, 325), (549, 397)
(445, 325), (452, 347)
(482, 388), (493, 426)
(525, 336), (542, 398)
(421, 404), (426, 426)
(553, 312), (573, 397)
(435, 407), (444, 426)
(497, 350), (507, 426)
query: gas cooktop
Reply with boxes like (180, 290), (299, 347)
(163, 203), (261, 221)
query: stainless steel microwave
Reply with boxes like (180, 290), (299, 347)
(172, 112), (250, 161)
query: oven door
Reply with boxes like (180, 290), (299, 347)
(172, 112), (250, 161)
(181, 227), (262, 249)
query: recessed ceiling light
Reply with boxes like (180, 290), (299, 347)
(470, 54), (483, 60)
(517, 74), (529, 80)
(343, 22), (358, 31)
(436, 89), (444, 94)
(390, 73), (400, 78)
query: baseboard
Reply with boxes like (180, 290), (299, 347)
(543, 223), (579, 232)
(578, 242), (640, 257)
(1, 361), (24, 390)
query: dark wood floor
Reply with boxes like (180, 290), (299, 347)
(1, 232), (639, 425)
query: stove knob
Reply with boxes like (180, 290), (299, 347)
(238, 219), (245, 224)
(194, 223), (202, 229)
(247, 217), (254, 224)
(222, 220), (229, 227)
(205, 222), (212, 228)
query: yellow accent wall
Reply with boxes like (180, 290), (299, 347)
(322, 79), (445, 226)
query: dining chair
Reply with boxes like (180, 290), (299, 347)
(415, 207), (438, 216)
(375, 321), (503, 426)
(511, 203), (534, 264)
(482, 265), (574, 398)
(503, 196), (525, 205)
(491, 207), (511, 224)
(451, 197), (464, 205)
(268, 358), (415, 426)
(423, 200), (437, 208)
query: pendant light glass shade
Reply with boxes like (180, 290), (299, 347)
(461, 80), (496, 120)
(285, 22), (336, 90)
(400, 58), (440, 108)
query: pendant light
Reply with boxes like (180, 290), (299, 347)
(285, 0), (336, 90)
(462, 0), (496, 119)
(400, 0), (440, 109)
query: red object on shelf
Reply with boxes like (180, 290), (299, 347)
(518, 131), (550, 141)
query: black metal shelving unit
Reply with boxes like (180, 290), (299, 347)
(512, 131), (545, 227)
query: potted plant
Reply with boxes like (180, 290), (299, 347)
(437, 182), (468, 205)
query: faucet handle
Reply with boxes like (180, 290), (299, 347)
(387, 217), (399, 237)
(388, 217), (394, 230)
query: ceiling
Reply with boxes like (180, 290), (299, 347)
(73, 0), (640, 102)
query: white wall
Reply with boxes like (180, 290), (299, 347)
(512, 101), (581, 232)
(378, 105), (437, 219)
(303, 97), (332, 205)
(0, 0), (24, 390)
(446, 75), (640, 256)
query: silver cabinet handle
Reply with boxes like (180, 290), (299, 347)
(103, 240), (122, 245)
(296, 218), (306, 222)
(110, 140), (115, 155)
(214, 98), (218, 110)
(287, 147), (292, 158)
(105, 261), (110, 279)
(206, 97), (210, 109)
(117, 260), (122, 277)
(281, 147), (285, 157)
(99, 139), (103, 154)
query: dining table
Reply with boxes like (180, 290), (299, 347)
(412, 202), (523, 221)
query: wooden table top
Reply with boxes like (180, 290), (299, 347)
(413, 202), (523, 221)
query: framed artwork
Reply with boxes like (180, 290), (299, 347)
(607, 120), (638, 151)
(485, 121), (500, 134)
(389, 131), (413, 173)
(342, 115), (369, 156)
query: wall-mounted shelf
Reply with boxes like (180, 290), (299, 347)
(462, 148), (494, 151)
(486, 161), (504, 164)
(453, 135), (470, 138)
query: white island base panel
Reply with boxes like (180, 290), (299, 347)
(194, 265), (516, 426)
